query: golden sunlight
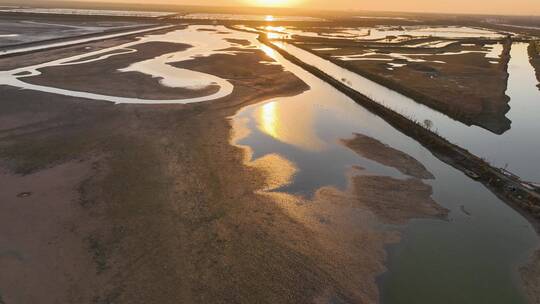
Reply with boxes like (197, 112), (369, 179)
(256, 101), (326, 151)
(260, 101), (279, 139)
(253, 0), (294, 7)
(260, 44), (276, 57)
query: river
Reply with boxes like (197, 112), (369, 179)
(235, 34), (539, 303)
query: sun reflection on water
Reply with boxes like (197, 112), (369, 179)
(261, 101), (279, 139)
(255, 100), (326, 151)
(264, 26), (287, 40)
(260, 44), (276, 57)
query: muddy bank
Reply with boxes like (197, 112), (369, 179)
(351, 175), (446, 224)
(341, 133), (445, 224)
(522, 250), (540, 304)
(0, 161), (100, 303)
(342, 133), (433, 179)
(225, 38), (251, 46)
(295, 39), (512, 134)
(233, 141), (447, 303)
(265, 182), (446, 303)
(528, 41), (540, 89)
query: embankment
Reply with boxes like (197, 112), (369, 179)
(528, 41), (540, 89)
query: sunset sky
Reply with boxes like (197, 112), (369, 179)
(81, 0), (540, 15)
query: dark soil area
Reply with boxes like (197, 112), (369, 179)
(342, 133), (434, 180)
(296, 38), (513, 134)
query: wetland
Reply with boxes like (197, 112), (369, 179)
(1, 8), (540, 304)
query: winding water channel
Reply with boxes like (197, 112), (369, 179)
(0, 26), (248, 104)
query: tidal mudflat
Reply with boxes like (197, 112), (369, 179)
(0, 26), (291, 104)
(0, 14), (152, 48)
(0, 10), (539, 304)
(0, 23), (311, 304)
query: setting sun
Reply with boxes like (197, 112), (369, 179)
(252, 0), (296, 7)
